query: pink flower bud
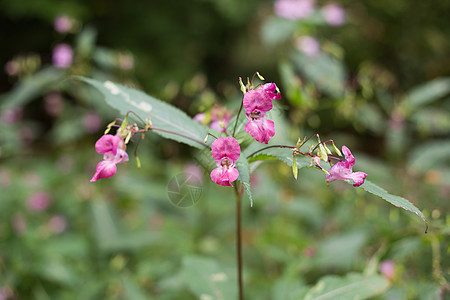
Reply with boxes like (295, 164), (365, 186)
(52, 44), (73, 69)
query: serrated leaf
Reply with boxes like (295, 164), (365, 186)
(181, 256), (236, 300)
(75, 77), (209, 149)
(359, 180), (427, 229)
(250, 147), (311, 170)
(236, 155), (253, 206)
(304, 273), (389, 300)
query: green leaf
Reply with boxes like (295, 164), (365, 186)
(236, 155), (253, 206)
(75, 77), (209, 149)
(402, 77), (450, 114)
(181, 256), (236, 300)
(261, 17), (296, 46)
(304, 273), (389, 300)
(249, 147), (311, 170)
(1, 67), (63, 110)
(359, 180), (427, 229)
(408, 140), (450, 173)
(292, 51), (346, 98)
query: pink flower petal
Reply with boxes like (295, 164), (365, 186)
(211, 136), (241, 161)
(210, 166), (239, 187)
(90, 160), (117, 182)
(244, 119), (275, 144)
(261, 83), (281, 100)
(243, 90), (273, 114)
(95, 134), (121, 155)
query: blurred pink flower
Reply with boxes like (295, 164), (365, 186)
(0, 286), (13, 300)
(52, 44), (73, 68)
(380, 259), (396, 281)
(54, 15), (72, 33)
(27, 192), (51, 212)
(12, 213), (26, 234)
(83, 111), (102, 133)
(296, 36), (320, 57)
(210, 105), (232, 133)
(1, 107), (23, 125)
(322, 3), (345, 26)
(4, 60), (19, 76)
(193, 113), (206, 123)
(118, 53), (134, 70)
(48, 215), (67, 234)
(0, 169), (11, 188)
(210, 136), (240, 187)
(326, 146), (367, 187)
(44, 92), (64, 116)
(274, 0), (315, 20)
(184, 163), (203, 184)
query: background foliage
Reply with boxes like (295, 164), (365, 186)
(0, 0), (449, 299)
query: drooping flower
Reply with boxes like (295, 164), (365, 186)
(274, 0), (315, 20)
(90, 135), (128, 182)
(52, 44), (73, 69)
(243, 83), (280, 144)
(322, 3), (345, 27)
(210, 136), (240, 187)
(326, 146), (367, 186)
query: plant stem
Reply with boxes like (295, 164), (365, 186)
(246, 144), (296, 159)
(149, 126), (211, 149)
(232, 99), (245, 137)
(234, 184), (244, 300)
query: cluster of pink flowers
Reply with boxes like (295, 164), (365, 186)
(90, 134), (129, 182)
(243, 83), (281, 144)
(89, 77), (367, 190)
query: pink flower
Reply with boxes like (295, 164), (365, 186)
(244, 113), (276, 144)
(322, 3), (345, 27)
(54, 15), (72, 33)
(210, 136), (240, 187)
(83, 111), (102, 133)
(95, 134), (121, 156)
(48, 215), (67, 234)
(243, 83), (280, 144)
(52, 44), (73, 69)
(380, 259), (396, 281)
(274, 0), (315, 20)
(27, 192), (51, 212)
(326, 146), (367, 186)
(296, 36), (320, 57)
(90, 135), (128, 182)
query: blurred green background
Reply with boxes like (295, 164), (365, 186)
(0, 0), (449, 299)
